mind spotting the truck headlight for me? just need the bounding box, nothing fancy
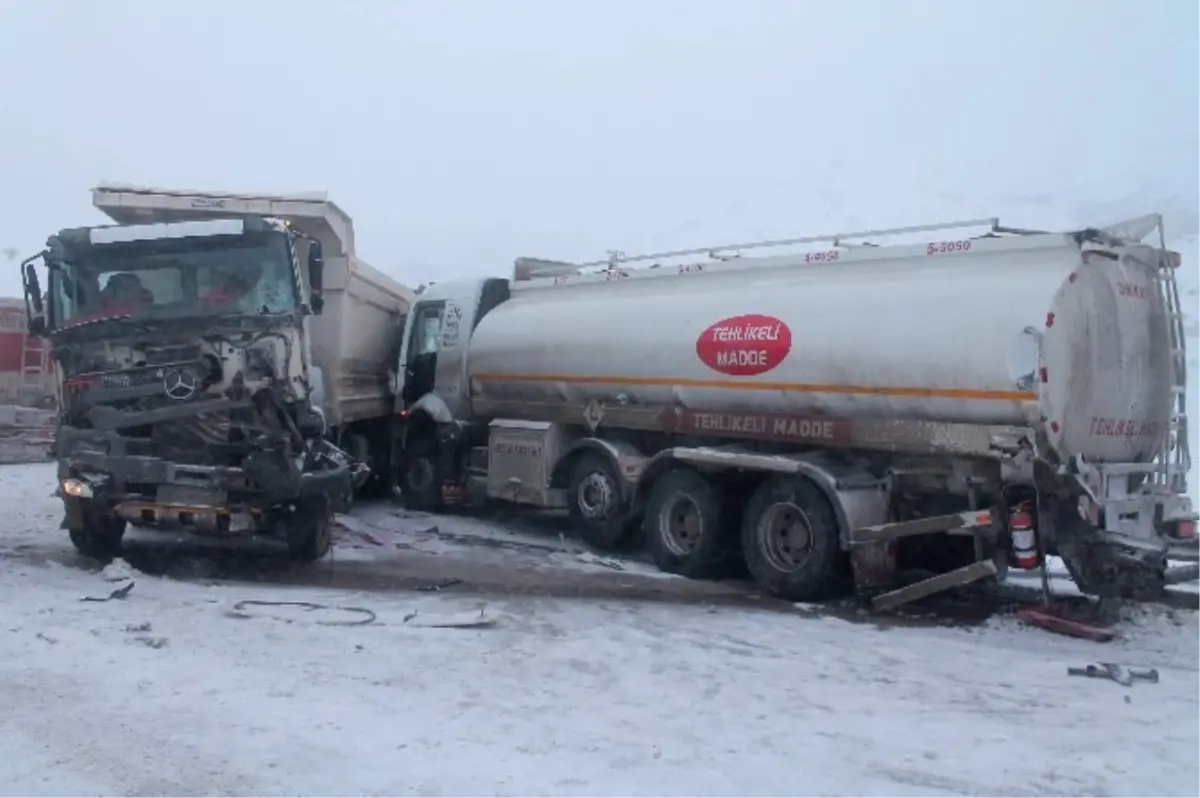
[60,478,93,498]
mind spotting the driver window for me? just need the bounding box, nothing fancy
[416,306,442,355]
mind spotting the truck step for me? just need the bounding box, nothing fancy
[871,560,999,612]
[852,509,994,544]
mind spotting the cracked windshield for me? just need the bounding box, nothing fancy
[52,232,298,326]
[0,1,1195,796]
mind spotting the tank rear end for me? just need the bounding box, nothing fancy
[1039,242,1174,466]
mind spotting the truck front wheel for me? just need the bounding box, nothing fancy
[741,475,843,601]
[401,434,444,512]
[567,452,630,550]
[66,501,127,560]
[644,468,731,578]
[286,497,333,562]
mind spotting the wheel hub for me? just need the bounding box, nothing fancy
[577,472,615,520]
[759,501,813,572]
[660,495,702,556]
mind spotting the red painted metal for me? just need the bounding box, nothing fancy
[1017,605,1116,642]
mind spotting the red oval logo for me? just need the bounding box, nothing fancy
[696,314,792,376]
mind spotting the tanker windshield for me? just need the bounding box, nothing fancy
[49,231,298,329]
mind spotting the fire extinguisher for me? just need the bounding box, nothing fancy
[1009,501,1039,570]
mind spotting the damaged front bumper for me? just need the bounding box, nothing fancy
[54,427,354,533]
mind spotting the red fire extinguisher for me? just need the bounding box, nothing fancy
[1009,501,1039,570]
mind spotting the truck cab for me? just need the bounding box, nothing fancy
[19,184,401,562]
[390,278,511,503]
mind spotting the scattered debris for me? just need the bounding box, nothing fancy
[1016,604,1115,642]
[402,607,497,628]
[228,600,377,627]
[416,577,462,592]
[1067,663,1160,687]
[576,551,625,571]
[81,580,135,603]
[100,558,137,583]
[354,530,387,547]
[133,636,169,649]
[390,508,433,521]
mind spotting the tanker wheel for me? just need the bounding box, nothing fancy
[66,501,127,561]
[644,468,732,579]
[286,497,334,562]
[741,474,843,602]
[402,434,444,512]
[567,452,630,551]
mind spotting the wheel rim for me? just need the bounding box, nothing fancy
[758,501,813,572]
[659,494,702,556]
[577,471,616,520]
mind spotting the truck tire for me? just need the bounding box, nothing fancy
[741,474,842,601]
[67,505,126,561]
[286,498,333,562]
[401,434,444,512]
[643,468,730,579]
[567,452,630,551]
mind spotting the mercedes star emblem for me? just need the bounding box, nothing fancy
[163,367,199,401]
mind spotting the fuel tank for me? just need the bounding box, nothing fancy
[468,226,1176,465]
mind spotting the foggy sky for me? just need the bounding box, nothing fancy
[0,0,1196,296]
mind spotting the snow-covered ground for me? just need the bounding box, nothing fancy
[2,463,1199,797]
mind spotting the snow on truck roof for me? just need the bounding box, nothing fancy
[94,181,331,204]
[91,182,357,257]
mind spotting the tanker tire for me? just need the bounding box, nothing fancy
[567,452,630,551]
[741,475,842,602]
[402,435,444,513]
[286,498,333,562]
[67,504,126,561]
[644,468,730,579]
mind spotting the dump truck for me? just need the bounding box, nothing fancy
[20,184,414,560]
[391,215,1197,605]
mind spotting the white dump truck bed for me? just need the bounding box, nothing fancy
[91,183,415,426]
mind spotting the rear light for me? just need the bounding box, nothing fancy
[1173,519,1196,540]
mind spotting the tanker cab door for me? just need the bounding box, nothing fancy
[400,300,445,408]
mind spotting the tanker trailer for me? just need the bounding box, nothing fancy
[390,215,1196,604]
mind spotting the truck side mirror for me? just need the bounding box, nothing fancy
[307,240,325,315]
[22,260,46,336]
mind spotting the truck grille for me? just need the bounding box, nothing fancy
[144,343,201,366]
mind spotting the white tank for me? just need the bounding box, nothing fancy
[468,220,1178,465]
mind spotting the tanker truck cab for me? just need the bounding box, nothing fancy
[393,218,1195,609]
[392,277,512,507]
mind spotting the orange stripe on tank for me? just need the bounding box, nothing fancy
[471,372,1037,402]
